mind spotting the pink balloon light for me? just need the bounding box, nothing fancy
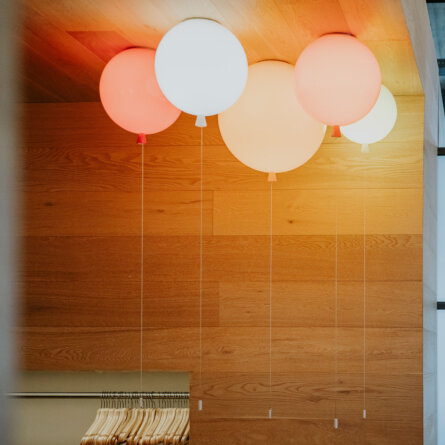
[294,34,381,137]
[99,48,181,143]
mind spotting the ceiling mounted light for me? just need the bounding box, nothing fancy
[218,61,326,178]
[341,85,397,152]
[99,48,181,143]
[294,34,381,137]
[155,18,248,127]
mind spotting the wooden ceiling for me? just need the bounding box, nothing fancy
[21,0,423,103]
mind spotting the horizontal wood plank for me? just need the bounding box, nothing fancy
[19,327,199,371]
[19,326,421,376]
[24,190,213,236]
[189,372,422,421]
[213,188,422,235]
[23,234,422,282]
[272,327,421,375]
[218,280,422,328]
[20,281,219,328]
[190,417,422,445]
[23,142,423,193]
[20,279,422,330]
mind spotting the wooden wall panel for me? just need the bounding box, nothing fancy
[23,234,422,283]
[20,327,200,371]
[24,141,423,193]
[19,96,425,445]
[189,372,422,421]
[25,190,213,236]
[21,280,220,327]
[19,325,422,376]
[189,418,422,445]
[219,281,422,328]
[213,188,422,236]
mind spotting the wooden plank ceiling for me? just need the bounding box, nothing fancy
[21,0,423,103]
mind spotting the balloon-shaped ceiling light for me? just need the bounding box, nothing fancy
[155,18,248,127]
[294,34,381,137]
[341,85,397,153]
[218,61,326,180]
[100,48,181,143]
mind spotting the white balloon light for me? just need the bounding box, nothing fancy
[155,18,248,127]
[218,61,326,179]
[341,85,397,153]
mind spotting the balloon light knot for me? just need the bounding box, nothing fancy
[331,126,341,137]
[195,115,207,128]
[268,172,277,182]
[137,134,147,144]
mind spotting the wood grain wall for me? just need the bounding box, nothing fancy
[19,98,424,444]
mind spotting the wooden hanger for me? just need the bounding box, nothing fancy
[142,408,162,445]
[94,407,114,445]
[92,408,111,445]
[172,409,187,445]
[143,408,164,445]
[117,407,137,444]
[179,409,190,445]
[83,395,190,445]
[156,407,176,444]
[126,407,146,445]
[177,407,189,445]
[148,407,169,445]
[133,407,154,445]
[93,407,112,445]
[95,394,117,445]
[107,407,128,445]
[81,407,106,445]
[98,407,120,445]
[99,394,126,445]
[165,408,183,444]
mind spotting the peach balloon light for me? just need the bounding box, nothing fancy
[100,48,181,143]
[294,34,381,137]
[218,61,326,179]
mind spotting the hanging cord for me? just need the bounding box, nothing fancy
[268,180,273,419]
[198,126,203,411]
[363,166,367,420]
[139,143,145,403]
[334,200,338,429]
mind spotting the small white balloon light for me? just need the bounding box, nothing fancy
[341,85,397,153]
[218,61,326,180]
[155,18,248,127]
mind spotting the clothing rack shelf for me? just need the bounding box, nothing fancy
[6,392,189,399]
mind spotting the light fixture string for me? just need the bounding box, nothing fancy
[199,126,203,396]
[334,201,338,422]
[269,180,273,418]
[363,168,367,418]
[139,142,145,397]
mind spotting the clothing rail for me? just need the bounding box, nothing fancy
[6,391,189,399]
